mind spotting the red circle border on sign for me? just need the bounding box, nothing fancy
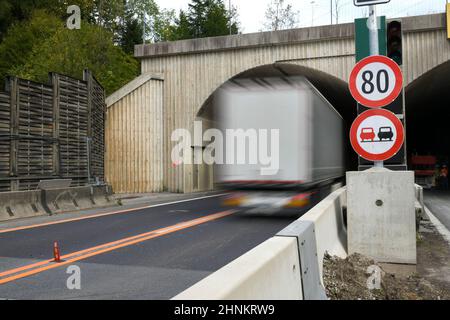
[350,109,405,162]
[349,55,403,108]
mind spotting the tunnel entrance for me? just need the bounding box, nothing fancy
[193,61,450,192]
[193,63,358,193]
[406,61,450,171]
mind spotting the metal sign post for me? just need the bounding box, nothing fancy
[368,5,382,168]
[354,1,390,169]
[368,5,379,56]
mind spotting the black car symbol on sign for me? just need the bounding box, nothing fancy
[378,127,394,141]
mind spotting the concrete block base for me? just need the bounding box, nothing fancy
[347,168,416,264]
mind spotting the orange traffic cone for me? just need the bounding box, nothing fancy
[53,241,61,262]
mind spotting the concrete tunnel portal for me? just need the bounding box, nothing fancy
[196,63,358,173]
[197,61,450,176]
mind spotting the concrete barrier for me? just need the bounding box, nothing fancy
[414,184,427,219]
[300,187,348,282]
[173,187,348,300]
[0,190,46,221]
[174,237,302,300]
[0,185,115,222]
[42,186,94,213]
[42,185,114,214]
[91,185,114,206]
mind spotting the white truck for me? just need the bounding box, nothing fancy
[214,76,345,213]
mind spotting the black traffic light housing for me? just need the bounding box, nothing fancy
[387,20,402,66]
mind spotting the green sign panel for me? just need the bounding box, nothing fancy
[355,16,387,62]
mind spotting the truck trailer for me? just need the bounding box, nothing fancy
[214,76,346,213]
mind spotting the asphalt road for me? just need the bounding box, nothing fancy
[424,190,450,231]
[0,194,299,300]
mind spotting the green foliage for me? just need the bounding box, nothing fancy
[119,5,143,54]
[168,10,192,41]
[124,0,176,44]
[0,0,241,95]
[0,0,62,41]
[152,9,177,42]
[11,19,138,95]
[0,10,62,85]
[168,0,238,41]
[0,0,13,41]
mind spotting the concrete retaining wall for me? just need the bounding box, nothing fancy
[0,185,114,222]
[173,187,348,300]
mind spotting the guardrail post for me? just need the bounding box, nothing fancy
[8,77,19,191]
[278,220,327,300]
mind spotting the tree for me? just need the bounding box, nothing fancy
[333,0,344,24]
[1,10,138,95]
[119,5,143,54]
[124,0,176,43]
[201,0,238,37]
[0,0,62,41]
[167,10,192,41]
[0,10,62,84]
[168,0,238,40]
[152,8,177,42]
[263,0,299,31]
[0,0,127,43]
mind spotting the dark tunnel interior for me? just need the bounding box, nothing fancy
[406,60,450,166]
[228,63,359,171]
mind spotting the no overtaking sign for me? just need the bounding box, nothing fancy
[350,109,404,162]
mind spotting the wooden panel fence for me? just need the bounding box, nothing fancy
[0,70,106,192]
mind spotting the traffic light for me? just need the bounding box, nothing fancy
[387,20,402,66]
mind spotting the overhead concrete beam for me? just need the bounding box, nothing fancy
[135,14,445,59]
[135,23,355,58]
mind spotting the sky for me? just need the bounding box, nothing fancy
[155,0,448,33]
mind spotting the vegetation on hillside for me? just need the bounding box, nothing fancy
[0,0,239,94]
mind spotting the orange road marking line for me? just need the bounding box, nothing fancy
[0,210,235,285]
[0,194,227,234]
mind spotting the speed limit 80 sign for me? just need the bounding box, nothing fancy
[349,55,403,108]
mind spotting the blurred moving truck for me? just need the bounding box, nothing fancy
[214,76,346,213]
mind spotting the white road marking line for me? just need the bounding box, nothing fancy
[141,193,228,209]
[0,193,229,234]
[424,206,450,246]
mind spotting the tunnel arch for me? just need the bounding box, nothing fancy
[405,59,450,166]
[196,63,355,123]
[190,63,358,192]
